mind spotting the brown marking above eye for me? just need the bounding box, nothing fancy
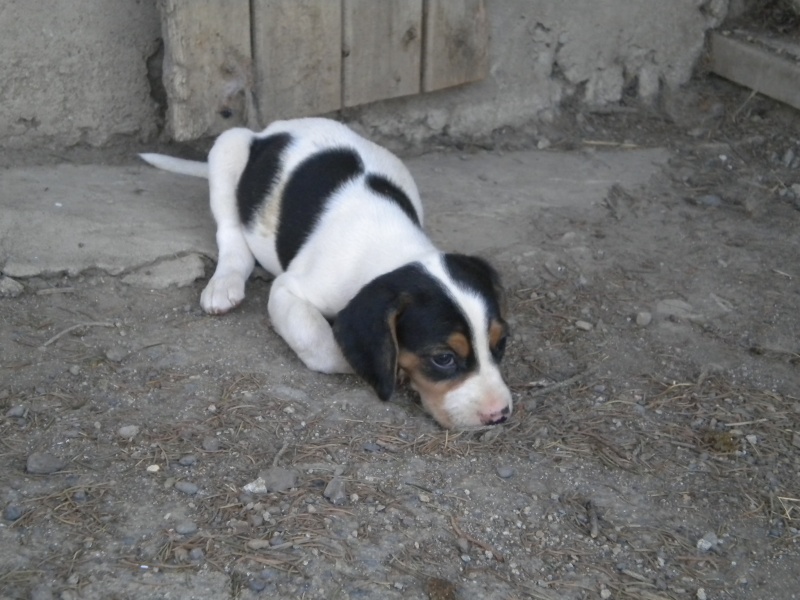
[447,332,472,359]
[489,319,507,349]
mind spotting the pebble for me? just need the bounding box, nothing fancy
[175,520,198,535]
[3,504,24,521]
[105,347,128,363]
[324,477,347,506]
[575,320,593,331]
[248,578,267,592]
[697,588,707,600]
[695,194,722,207]
[178,454,197,466]
[261,467,298,493]
[117,425,140,440]
[635,311,652,327]
[696,532,718,552]
[0,276,24,298]
[174,481,199,495]
[6,405,26,418]
[496,466,516,479]
[202,436,220,452]
[26,452,66,474]
[456,537,470,554]
[362,442,382,452]
[189,547,205,561]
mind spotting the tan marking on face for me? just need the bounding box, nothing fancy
[398,350,469,429]
[447,332,471,359]
[489,319,507,351]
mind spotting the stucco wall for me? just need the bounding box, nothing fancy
[0,0,729,151]
[0,0,161,150]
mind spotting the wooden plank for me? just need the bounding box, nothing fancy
[709,32,800,112]
[252,0,342,123]
[343,0,422,107]
[423,0,489,92]
[158,0,254,141]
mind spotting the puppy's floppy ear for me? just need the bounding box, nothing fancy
[444,253,507,315]
[333,276,410,401]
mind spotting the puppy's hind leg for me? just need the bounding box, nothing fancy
[201,128,256,314]
[268,274,353,374]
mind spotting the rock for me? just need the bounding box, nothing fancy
[696,532,718,552]
[179,454,197,466]
[246,539,272,550]
[0,276,24,298]
[5,405,26,418]
[175,520,198,535]
[121,253,205,289]
[362,442,382,452]
[261,467,298,493]
[26,452,66,474]
[695,194,722,207]
[189,547,205,561]
[3,504,24,521]
[202,436,220,452]
[496,466,516,479]
[575,320,593,331]
[117,425,140,439]
[174,481,199,495]
[656,299,704,323]
[105,347,128,363]
[324,477,347,506]
[697,588,707,600]
[243,467,298,495]
[635,311,652,327]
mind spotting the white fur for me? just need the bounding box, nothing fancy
[140,118,511,427]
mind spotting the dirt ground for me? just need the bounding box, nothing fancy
[1,72,799,600]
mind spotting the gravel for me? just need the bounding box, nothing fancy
[26,452,66,475]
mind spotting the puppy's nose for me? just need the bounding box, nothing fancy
[481,404,510,425]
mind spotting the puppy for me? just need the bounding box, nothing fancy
[140,118,512,428]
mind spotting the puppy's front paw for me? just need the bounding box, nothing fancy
[201,274,246,314]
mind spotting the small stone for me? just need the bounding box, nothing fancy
[696,194,722,207]
[202,436,220,452]
[600,588,612,600]
[745,434,757,445]
[175,521,198,535]
[418,493,431,503]
[174,481,199,495]
[697,588,707,600]
[69,365,81,376]
[246,539,272,550]
[260,467,298,493]
[5,405,26,418]
[105,347,128,363]
[189,547,205,561]
[248,578,267,593]
[496,466,516,479]
[575,320,593,331]
[3,504,24,521]
[456,537,470,554]
[362,442,382,452]
[26,452,66,474]
[146,464,160,473]
[323,477,347,506]
[635,311,652,327]
[696,532,718,552]
[783,147,796,168]
[0,276,24,298]
[117,425,140,439]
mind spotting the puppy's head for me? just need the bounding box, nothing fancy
[333,254,511,429]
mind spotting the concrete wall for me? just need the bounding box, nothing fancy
[0,0,730,152]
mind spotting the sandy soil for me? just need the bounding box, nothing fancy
[1,75,799,600]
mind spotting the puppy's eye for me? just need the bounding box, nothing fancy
[430,352,457,372]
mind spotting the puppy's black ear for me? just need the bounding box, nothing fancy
[333,275,410,401]
[444,253,506,315]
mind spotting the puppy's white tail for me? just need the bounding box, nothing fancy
[139,153,209,179]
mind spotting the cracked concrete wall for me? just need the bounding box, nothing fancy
[0,0,161,150]
[0,0,728,151]
[353,0,730,144]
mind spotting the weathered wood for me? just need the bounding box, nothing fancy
[252,0,342,123]
[423,0,489,92]
[342,0,422,107]
[159,0,254,141]
[709,32,800,112]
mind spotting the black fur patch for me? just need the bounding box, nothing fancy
[365,173,420,226]
[443,254,503,318]
[276,148,364,269]
[334,264,476,399]
[236,133,293,227]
